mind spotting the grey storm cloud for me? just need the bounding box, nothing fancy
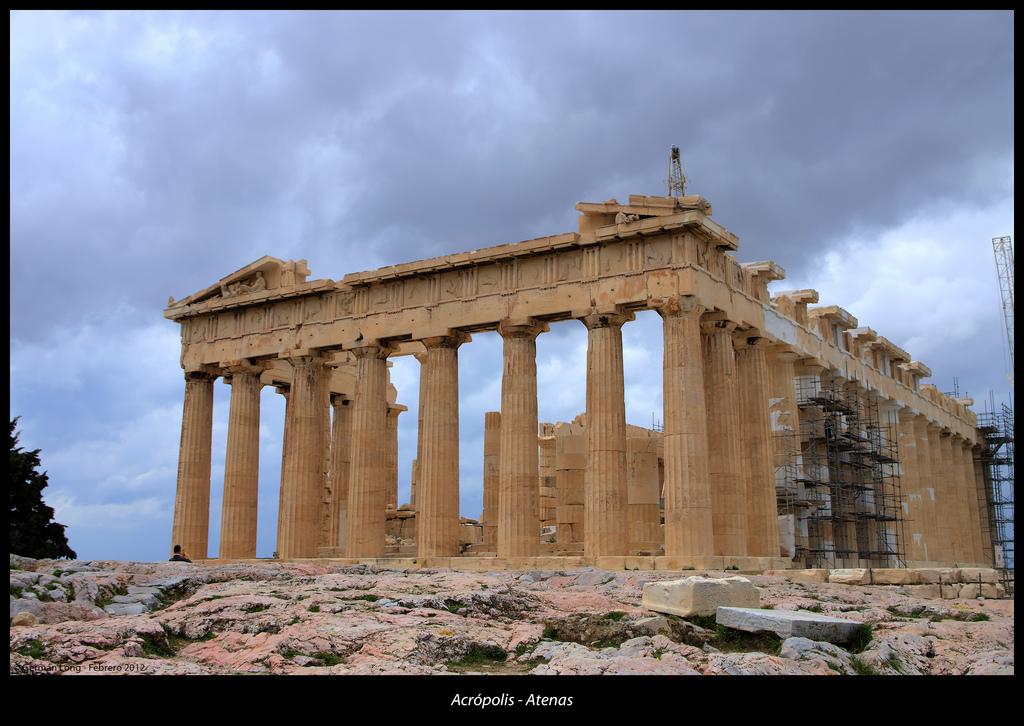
[10,10,1013,560]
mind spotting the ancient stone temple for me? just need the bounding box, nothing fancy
[165,192,990,571]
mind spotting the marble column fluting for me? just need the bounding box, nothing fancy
[497,320,545,559]
[278,354,329,559]
[346,344,391,558]
[657,296,713,559]
[734,336,780,558]
[329,396,352,551]
[972,453,994,565]
[219,368,262,560]
[767,348,804,557]
[702,316,748,557]
[172,371,216,560]
[482,412,501,548]
[580,312,630,559]
[417,334,466,558]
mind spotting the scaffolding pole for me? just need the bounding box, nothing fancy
[976,402,1015,596]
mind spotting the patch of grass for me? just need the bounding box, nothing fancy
[652,648,665,660]
[443,598,466,613]
[139,632,177,658]
[66,582,76,601]
[51,569,65,578]
[242,603,270,613]
[846,623,873,654]
[10,585,24,598]
[308,604,320,613]
[45,582,59,591]
[827,660,844,674]
[711,625,783,655]
[604,611,628,622]
[886,653,904,674]
[541,624,559,640]
[850,655,878,675]
[288,616,300,626]
[682,614,718,631]
[805,604,824,613]
[514,642,535,657]
[95,583,129,609]
[350,594,380,602]
[16,639,45,659]
[312,651,345,666]
[446,643,507,669]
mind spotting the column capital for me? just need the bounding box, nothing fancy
[700,313,738,335]
[652,294,704,319]
[349,343,394,360]
[497,318,548,339]
[387,403,408,417]
[219,358,268,379]
[578,310,634,330]
[330,393,352,407]
[764,343,801,362]
[420,331,471,349]
[732,331,769,350]
[183,364,220,382]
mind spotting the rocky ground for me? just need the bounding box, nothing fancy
[9,555,1013,676]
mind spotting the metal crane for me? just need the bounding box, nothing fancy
[993,235,1014,381]
[668,146,686,197]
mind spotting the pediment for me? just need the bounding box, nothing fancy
[169,256,311,308]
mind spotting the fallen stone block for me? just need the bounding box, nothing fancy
[716,607,864,643]
[642,576,759,617]
[828,568,870,585]
[955,568,999,584]
[10,611,38,627]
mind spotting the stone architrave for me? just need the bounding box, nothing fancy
[328,395,353,550]
[482,412,501,548]
[417,333,467,558]
[171,371,216,560]
[656,296,713,559]
[734,335,780,557]
[219,364,263,560]
[497,320,546,558]
[702,315,748,557]
[580,311,631,558]
[277,352,330,559]
[346,344,391,558]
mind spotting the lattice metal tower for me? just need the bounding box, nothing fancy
[668,146,686,197]
[993,235,1014,373]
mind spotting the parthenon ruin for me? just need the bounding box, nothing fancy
[165,191,994,572]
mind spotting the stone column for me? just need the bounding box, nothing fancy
[412,352,428,510]
[482,412,501,548]
[219,365,263,560]
[972,451,994,565]
[417,333,466,559]
[767,348,804,560]
[346,344,391,558]
[275,384,291,554]
[385,405,403,512]
[497,320,546,559]
[171,371,216,560]
[913,417,939,563]
[702,315,748,557]
[328,395,352,551]
[734,335,779,558]
[278,352,329,559]
[896,409,925,563]
[936,431,960,563]
[580,311,631,559]
[955,439,984,565]
[656,296,713,559]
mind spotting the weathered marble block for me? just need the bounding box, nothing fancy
[641,575,759,617]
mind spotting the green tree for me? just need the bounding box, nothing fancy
[9,418,76,559]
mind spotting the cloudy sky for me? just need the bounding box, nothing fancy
[10,10,1013,561]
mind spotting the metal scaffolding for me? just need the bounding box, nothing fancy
[976,402,1014,596]
[794,375,907,569]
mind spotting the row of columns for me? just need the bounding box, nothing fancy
[173,294,988,566]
